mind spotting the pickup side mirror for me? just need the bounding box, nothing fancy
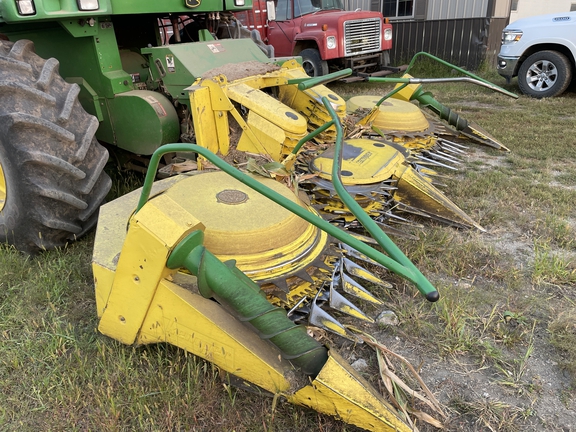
[267,0,276,21]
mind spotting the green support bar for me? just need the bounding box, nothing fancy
[286,68,353,90]
[365,52,517,106]
[320,97,439,301]
[167,231,329,377]
[136,141,439,301]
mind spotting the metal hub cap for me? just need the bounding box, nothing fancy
[526,60,557,92]
[302,60,315,77]
[216,189,248,205]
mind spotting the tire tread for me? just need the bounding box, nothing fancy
[0,39,111,253]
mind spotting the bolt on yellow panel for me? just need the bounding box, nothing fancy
[97,193,204,345]
[189,85,221,154]
[92,176,186,315]
[226,82,307,135]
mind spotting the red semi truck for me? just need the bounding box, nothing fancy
[236,0,393,76]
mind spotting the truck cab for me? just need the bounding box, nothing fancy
[240,0,392,76]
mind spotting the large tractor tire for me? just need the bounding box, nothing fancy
[0,39,111,254]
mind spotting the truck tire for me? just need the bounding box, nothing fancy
[517,50,572,98]
[300,48,329,77]
[0,39,111,254]
[379,50,391,68]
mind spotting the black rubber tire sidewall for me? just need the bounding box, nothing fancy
[300,48,329,77]
[378,50,391,68]
[517,50,572,98]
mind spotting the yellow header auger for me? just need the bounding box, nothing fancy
[93,60,516,430]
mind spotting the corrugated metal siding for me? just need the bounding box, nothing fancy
[427,0,490,20]
[485,17,509,62]
[343,0,375,11]
[391,17,509,69]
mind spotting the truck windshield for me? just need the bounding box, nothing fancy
[293,0,344,18]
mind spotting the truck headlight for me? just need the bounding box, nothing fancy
[16,0,36,15]
[235,0,245,5]
[77,0,99,10]
[327,36,337,49]
[502,30,522,44]
[384,28,392,41]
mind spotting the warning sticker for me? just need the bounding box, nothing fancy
[207,43,225,54]
[144,95,167,117]
[166,54,175,73]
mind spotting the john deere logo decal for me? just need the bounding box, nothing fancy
[186,0,201,7]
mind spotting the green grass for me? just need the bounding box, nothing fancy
[2,69,576,431]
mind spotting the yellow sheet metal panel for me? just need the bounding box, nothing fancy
[204,79,233,155]
[189,84,221,154]
[93,264,116,318]
[92,176,186,314]
[391,74,421,102]
[290,351,410,432]
[346,95,429,132]
[237,110,287,160]
[97,193,203,345]
[138,280,293,394]
[226,82,307,135]
[92,176,186,267]
[133,193,205,248]
[162,171,309,256]
[311,139,403,185]
[97,221,176,344]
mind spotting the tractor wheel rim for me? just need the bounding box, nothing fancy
[0,159,6,212]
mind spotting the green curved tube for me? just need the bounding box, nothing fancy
[167,231,329,377]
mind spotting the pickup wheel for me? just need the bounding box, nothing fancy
[300,48,329,77]
[517,50,572,98]
[0,39,111,254]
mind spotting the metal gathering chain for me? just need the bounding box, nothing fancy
[343,18,382,56]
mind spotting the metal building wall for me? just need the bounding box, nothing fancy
[388,0,511,70]
[342,0,375,11]
[426,0,490,20]
[342,0,512,69]
[391,16,509,69]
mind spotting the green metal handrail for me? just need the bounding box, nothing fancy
[135,141,438,300]
[285,68,353,90]
[364,52,517,108]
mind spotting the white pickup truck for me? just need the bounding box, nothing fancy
[497,11,576,98]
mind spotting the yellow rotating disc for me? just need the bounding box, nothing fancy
[347,95,429,132]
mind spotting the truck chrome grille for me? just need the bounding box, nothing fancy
[343,18,382,56]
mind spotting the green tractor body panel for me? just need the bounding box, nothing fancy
[142,39,272,103]
[0,0,250,22]
[0,0,255,154]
